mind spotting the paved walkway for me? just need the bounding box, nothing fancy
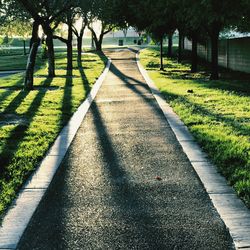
[18,49,233,249]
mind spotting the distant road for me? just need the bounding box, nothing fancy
[0,70,24,78]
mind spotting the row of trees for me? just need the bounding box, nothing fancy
[125,0,250,80]
[1,0,250,88]
[0,0,126,90]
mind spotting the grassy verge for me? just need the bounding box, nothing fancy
[0,48,69,71]
[140,47,250,207]
[0,54,31,71]
[0,51,107,215]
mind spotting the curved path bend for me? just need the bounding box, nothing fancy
[18,49,233,250]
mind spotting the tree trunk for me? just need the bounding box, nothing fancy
[24,20,40,90]
[46,32,55,77]
[24,40,40,90]
[167,34,173,57]
[95,33,103,52]
[90,27,104,52]
[95,40,102,51]
[181,36,185,50]
[210,28,220,80]
[91,34,95,49]
[191,35,198,73]
[178,31,183,63]
[74,23,86,63]
[30,20,39,50]
[23,40,26,55]
[67,17,73,75]
[77,35,83,62]
[160,37,164,70]
[43,24,56,77]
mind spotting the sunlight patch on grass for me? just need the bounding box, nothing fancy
[140,48,250,207]
[0,51,107,215]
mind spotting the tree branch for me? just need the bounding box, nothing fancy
[88,25,98,41]
[17,0,42,22]
[103,27,114,35]
[53,35,67,44]
[72,25,79,37]
[49,2,72,23]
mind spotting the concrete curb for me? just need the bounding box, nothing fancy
[136,52,250,250]
[0,59,111,250]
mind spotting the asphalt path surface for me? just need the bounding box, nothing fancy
[18,49,234,250]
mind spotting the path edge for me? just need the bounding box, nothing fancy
[0,58,111,250]
[136,51,250,250]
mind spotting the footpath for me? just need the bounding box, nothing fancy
[17,49,233,249]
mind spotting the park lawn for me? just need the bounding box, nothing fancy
[0,54,30,71]
[140,48,250,207]
[0,48,68,71]
[0,51,107,215]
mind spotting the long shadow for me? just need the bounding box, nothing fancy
[147,48,250,95]
[78,60,91,94]
[2,90,30,114]
[0,75,55,116]
[159,70,250,95]
[61,70,73,125]
[111,50,249,141]
[0,77,52,178]
[0,90,16,109]
[108,61,168,120]
[0,90,12,102]
[89,101,168,248]
[0,77,28,110]
[158,90,249,179]
[0,57,51,115]
[160,89,250,137]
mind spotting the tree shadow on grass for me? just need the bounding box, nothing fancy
[0,77,28,109]
[60,70,73,125]
[162,69,250,95]
[108,49,249,138]
[78,60,91,95]
[0,77,53,178]
[159,89,249,175]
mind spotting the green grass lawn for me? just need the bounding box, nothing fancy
[0,48,69,71]
[0,54,31,71]
[0,51,107,215]
[140,47,250,207]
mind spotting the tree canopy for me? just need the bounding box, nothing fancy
[1,0,250,88]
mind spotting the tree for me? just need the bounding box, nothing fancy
[127,0,176,69]
[3,20,32,55]
[197,0,243,80]
[17,0,72,77]
[53,8,76,75]
[176,0,206,72]
[236,0,250,33]
[87,0,125,51]
[0,0,9,26]
[72,10,88,62]
[1,0,39,90]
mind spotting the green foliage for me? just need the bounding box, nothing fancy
[140,48,250,207]
[40,43,48,59]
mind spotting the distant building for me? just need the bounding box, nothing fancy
[105,28,140,38]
